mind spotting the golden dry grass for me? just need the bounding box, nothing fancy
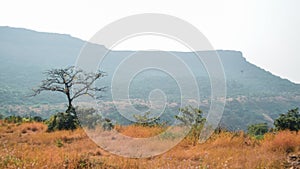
[0,121,299,169]
[115,125,165,138]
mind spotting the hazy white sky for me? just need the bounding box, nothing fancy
[0,0,299,83]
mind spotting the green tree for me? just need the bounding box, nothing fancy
[175,106,206,145]
[175,106,205,126]
[247,123,269,138]
[274,108,300,132]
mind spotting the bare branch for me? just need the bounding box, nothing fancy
[31,66,106,107]
[72,86,107,100]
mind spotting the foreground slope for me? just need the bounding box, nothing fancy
[0,122,299,168]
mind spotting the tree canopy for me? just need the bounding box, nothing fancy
[274,108,300,132]
[247,123,269,137]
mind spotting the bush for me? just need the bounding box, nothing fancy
[4,115,23,123]
[274,108,300,132]
[76,107,102,129]
[46,107,79,132]
[3,115,43,123]
[76,107,114,130]
[247,123,269,138]
[133,111,161,127]
[102,118,114,130]
[55,139,64,148]
[32,116,43,122]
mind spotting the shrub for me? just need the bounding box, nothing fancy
[102,118,114,130]
[4,115,23,123]
[133,111,161,127]
[4,115,44,124]
[75,155,95,169]
[274,108,300,132]
[76,107,102,129]
[46,107,79,132]
[247,123,269,138]
[22,117,32,123]
[76,107,114,130]
[55,139,64,148]
[32,116,43,122]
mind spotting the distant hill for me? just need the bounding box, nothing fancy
[0,26,299,130]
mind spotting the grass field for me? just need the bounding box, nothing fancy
[0,121,299,168]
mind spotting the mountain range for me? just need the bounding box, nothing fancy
[0,26,299,130]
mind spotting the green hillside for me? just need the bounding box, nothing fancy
[0,26,299,130]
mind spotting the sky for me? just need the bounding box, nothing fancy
[0,0,299,83]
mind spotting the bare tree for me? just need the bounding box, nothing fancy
[32,66,106,112]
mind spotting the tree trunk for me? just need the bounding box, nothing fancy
[65,89,73,113]
[63,82,72,112]
[67,98,72,112]
[67,98,72,111]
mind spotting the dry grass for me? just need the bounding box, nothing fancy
[262,130,300,153]
[115,125,166,138]
[0,121,299,168]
